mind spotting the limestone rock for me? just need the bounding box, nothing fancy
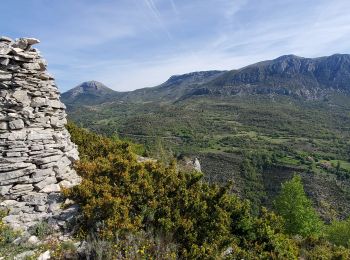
[27,235,40,245]
[0,36,80,232]
[9,119,25,129]
[38,250,51,260]
[14,250,35,260]
[34,176,57,190]
[22,193,48,206]
[41,183,61,193]
[13,90,31,106]
[0,36,13,42]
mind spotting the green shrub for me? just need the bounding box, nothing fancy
[0,210,20,245]
[29,221,53,240]
[325,217,350,247]
[274,175,324,237]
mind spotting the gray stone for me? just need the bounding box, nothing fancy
[50,117,66,128]
[11,47,24,54]
[34,176,57,190]
[0,200,23,207]
[27,129,53,140]
[25,38,40,45]
[47,99,62,108]
[0,57,9,66]
[12,90,30,106]
[31,168,54,182]
[0,164,36,182]
[31,97,47,107]
[0,122,7,130]
[35,205,48,212]
[0,42,11,55]
[9,119,25,129]
[10,184,34,194]
[48,202,61,213]
[41,183,61,193]
[0,162,33,173]
[22,62,41,70]
[6,151,22,157]
[0,184,12,195]
[27,235,40,245]
[7,130,27,140]
[34,154,62,165]
[0,71,11,80]
[12,38,28,50]
[38,250,50,260]
[14,250,35,260]
[22,193,48,205]
[0,36,13,42]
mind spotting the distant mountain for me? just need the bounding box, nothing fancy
[204,54,350,100]
[61,81,119,105]
[62,54,350,105]
[119,54,350,102]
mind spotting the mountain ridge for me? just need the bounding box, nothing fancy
[62,54,350,105]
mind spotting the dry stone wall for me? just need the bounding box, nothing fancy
[0,37,80,231]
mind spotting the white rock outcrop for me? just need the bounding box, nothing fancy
[0,36,80,231]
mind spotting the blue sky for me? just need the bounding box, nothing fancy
[1,0,350,92]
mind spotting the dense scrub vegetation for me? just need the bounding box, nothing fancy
[61,123,350,259]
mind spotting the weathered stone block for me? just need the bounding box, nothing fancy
[9,119,25,129]
[34,176,57,190]
[22,192,48,206]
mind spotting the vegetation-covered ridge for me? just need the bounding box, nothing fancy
[60,123,349,259]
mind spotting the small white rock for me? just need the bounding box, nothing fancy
[38,250,50,260]
[27,235,40,245]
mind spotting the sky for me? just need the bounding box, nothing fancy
[1,0,350,92]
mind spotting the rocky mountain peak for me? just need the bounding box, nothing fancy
[61,80,117,105]
[71,80,114,95]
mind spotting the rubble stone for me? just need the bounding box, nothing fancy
[0,36,80,231]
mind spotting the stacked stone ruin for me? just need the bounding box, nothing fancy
[0,36,81,231]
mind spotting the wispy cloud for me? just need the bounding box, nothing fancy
[143,0,172,39]
[169,0,178,15]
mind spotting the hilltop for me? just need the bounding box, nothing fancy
[61,80,119,105]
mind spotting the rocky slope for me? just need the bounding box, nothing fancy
[205,54,350,100]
